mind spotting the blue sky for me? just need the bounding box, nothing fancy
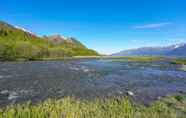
[1,0,186,54]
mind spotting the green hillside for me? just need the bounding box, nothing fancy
[0,21,98,61]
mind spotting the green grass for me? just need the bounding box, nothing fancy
[0,95,186,118]
[110,56,163,63]
[170,59,186,65]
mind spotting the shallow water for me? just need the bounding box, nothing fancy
[0,59,186,106]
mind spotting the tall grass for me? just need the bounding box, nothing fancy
[0,96,185,118]
[109,56,162,63]
[170,59,186,65]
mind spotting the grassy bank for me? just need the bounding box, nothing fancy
[170,59,186,65]
[34,56,163,62]
[0,56,163,62]
[109,56,163,63]
[0,95,186,118]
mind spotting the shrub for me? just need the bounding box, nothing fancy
[14,41,33,59]
[0,41,16,61]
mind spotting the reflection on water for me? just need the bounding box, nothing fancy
[0,59,186,106]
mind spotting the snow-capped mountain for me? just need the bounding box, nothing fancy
[112,43,186,57]
[172,43,185,49]
[167,44,186,56]
[14,26,36,36]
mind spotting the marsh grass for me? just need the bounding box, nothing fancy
[0,96,186,118]
[110,56,162,63]
[170,59,186,65]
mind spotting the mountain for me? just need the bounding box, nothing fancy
[44,35,66,44]
[0,21,98,60]
[0,21,41,40]
[14,25,36,36]
[168,44,186,56]
[45,35,86,48]
[112,43,186,57]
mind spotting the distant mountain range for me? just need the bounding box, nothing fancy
[112,43,186,57]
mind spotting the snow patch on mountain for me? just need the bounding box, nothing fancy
[173,43,185,49]
[14,26,35,35]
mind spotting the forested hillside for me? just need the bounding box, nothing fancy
[0,21,98,61]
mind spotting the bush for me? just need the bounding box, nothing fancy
[0,41,16,61]
[48,47,73,58]
[14,41,33,59]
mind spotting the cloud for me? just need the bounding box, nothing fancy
[166,38,186,44]
[133,22,172,29]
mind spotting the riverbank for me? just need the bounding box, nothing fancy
[0,55,169,61]
[7,56,186,65]
[0,94,186,118]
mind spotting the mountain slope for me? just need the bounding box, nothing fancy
[112,43,186,56]
[0,21,98,60]
[0,21,42,41]
[45,35,86,48]
[168,44,186,56]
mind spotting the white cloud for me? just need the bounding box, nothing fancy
[133,22,172,29]
[166,38,186,44]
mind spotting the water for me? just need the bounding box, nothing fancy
[0,59,186,106]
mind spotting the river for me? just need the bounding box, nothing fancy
[0,58,186,106]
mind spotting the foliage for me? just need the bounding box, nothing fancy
[0,95,186,118]
[110,56,162,63]
[0,21,98,61]
[170,59,186,65]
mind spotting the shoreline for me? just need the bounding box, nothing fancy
[0,56,185,65]
[0,94,186,118]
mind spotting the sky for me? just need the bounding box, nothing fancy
[1,0,186,54]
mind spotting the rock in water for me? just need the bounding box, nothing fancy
[0,90,9,95]
[181,65,186,71]
[127,91,134,96]
[8,92,19,100]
